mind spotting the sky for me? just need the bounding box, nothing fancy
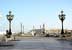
[0,0,72,33]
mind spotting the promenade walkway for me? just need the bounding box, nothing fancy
[0,37,72,50]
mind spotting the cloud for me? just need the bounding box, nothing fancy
[0,11,3,18]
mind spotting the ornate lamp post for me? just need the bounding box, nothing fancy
[6,11,14,38]
[58,10,65,37]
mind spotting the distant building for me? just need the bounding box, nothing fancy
[30,24,46,37]
[29,24,72,37]
[30,29,46,37]
[48,29,61,34]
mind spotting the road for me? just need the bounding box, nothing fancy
[0,37,72,50]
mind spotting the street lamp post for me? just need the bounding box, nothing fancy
[6,11,14,38]
[58,10,65,37]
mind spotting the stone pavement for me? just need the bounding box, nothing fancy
[0,37,72,50]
